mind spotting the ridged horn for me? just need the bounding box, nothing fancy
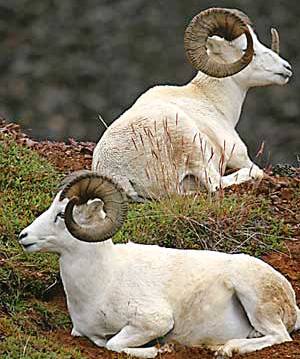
[59,171,128,242]
[271,27,280,54]
[184,8,254,78]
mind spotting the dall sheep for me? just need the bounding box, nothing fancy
[19,172,300,358]
[92,8,292,200]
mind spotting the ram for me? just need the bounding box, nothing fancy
[19,172,300,358]
[93,8,292,200]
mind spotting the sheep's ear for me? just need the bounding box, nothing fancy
[86,199,104,213]
[206,36,224,55]
[73,199,105,224]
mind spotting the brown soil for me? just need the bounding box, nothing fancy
[1,119,300,358]
[0,119,95,172]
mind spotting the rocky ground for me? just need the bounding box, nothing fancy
[1,119,299,358]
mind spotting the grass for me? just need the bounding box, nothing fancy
[0,315,83,358]
[0,135,77,357]
[0,133,296,358]
[115,190,291,256]
[0,134,62,304]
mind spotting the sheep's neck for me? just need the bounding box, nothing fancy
[59,239,115,307]
[190,72,248,128]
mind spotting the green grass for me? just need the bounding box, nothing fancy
[0,314,82,359]
[0,133,295,358]
[0,135,76,357]
[0,135,62,306]
[114,191,290,256]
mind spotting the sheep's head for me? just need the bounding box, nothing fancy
[19,171,128,252]
[185,8,292,86]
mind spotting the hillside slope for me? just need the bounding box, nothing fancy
[0,120,299,359]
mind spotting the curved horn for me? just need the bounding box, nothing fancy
[60,171,128,242]
[271,27,280,54]
[184,8,254,78]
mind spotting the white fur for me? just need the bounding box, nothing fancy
[19,193,300,358]
[92,27,292,199]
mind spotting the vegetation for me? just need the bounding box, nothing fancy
[0,135,72,357]
[115,192,290,256]
[0,134,297,357]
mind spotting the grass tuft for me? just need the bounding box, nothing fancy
[115,192,290,256]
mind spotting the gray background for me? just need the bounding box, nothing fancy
[0,0,299,164]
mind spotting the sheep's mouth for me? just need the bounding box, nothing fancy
[275,72,292,79]
[22,243,36,250]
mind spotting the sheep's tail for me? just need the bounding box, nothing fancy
[295,307,300,331]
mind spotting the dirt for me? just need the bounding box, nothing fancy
[0,119,95,172]
[1,118,300,358]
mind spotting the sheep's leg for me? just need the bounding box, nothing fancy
[220,167,263,188]
[179,171,220,193]
[123,347,158,358]
[106,321,173,359]
[296,307,300,330]
[220,146,264,188]
[106,325,159,358]
[71,327,82,337]
[215,300,292,357]
[181,166,263,192]
[216,328,291,357]
[179,131,263,192]
[223,133,264,186]
[71,327,107,347]
[196,149,263,191]
[216,278,295,357]
[91,336,107,347]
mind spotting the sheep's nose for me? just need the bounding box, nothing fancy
[284,63,292,72]
[19,232,28,241]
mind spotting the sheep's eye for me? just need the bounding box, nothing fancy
[54,212,65,223]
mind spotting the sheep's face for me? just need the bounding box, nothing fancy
[19,192,106,253]
[207,26,292,87]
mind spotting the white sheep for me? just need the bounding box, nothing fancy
[19,172,300,358]
[92,8,292,200]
